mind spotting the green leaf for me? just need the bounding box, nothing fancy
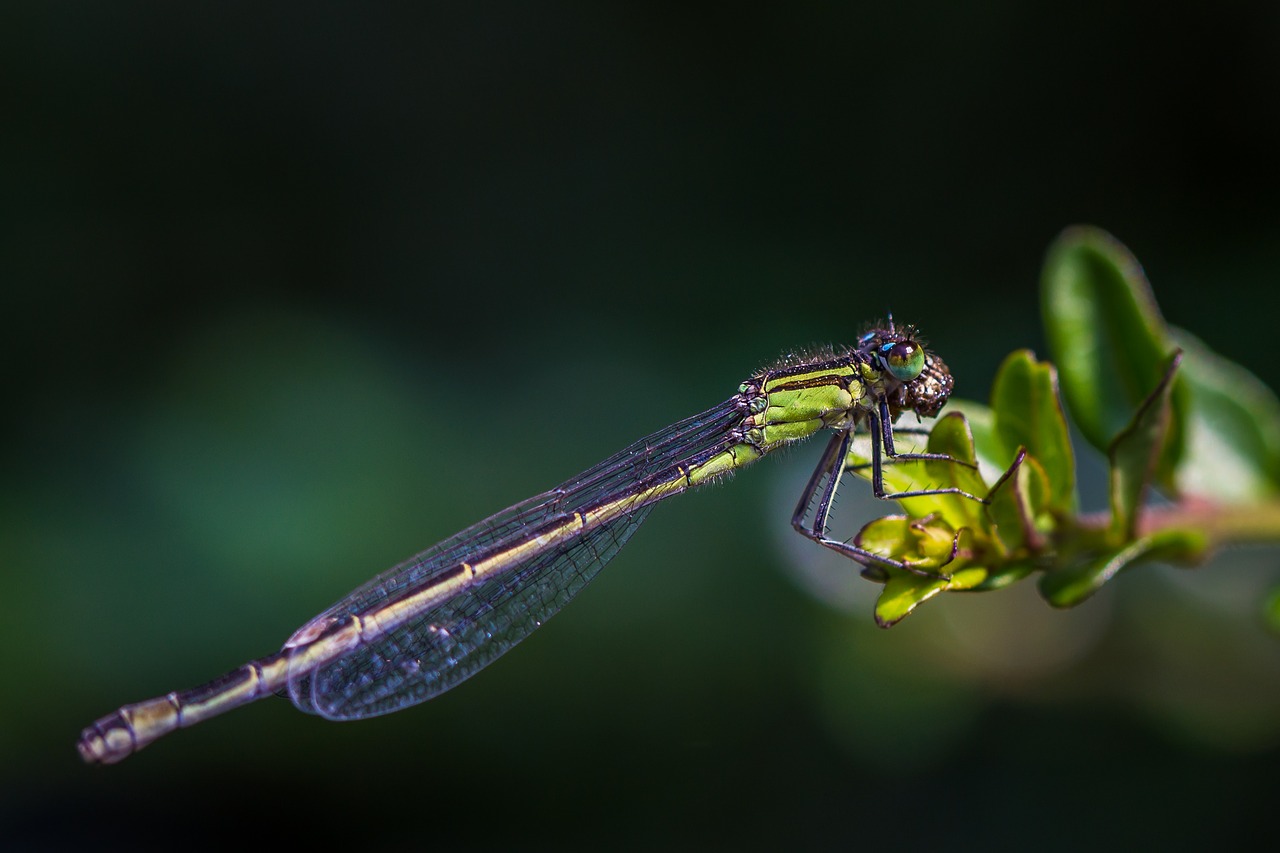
[855,518,988,626]
[902,412,988,530]
[844,412,987,527]
[873,562,990,627]
[989,350,1075,513]
[968,561,1037,591]
[1038,527,1209,607]
[941,399,1007,485]
[926,411,979,469]
[856,515,913,558]
[843,440,933,517]
[1108,350,1182,541]
[873,572,951,627]
[1040,226,1187,483]
[985,449,1051,555]
[1171,328,1280,501]
[854,515,962,571]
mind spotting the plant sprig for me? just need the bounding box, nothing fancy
[855,227,1280,627]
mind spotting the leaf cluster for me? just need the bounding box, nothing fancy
[855,227,1280,627]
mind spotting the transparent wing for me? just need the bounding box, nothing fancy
[282,397,746,718]
[288,505,651,719]
[286,398,744,634]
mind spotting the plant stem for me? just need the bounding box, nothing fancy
[1078,498,1280,549]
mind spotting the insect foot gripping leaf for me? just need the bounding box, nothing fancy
[847,228,1280,630]
[851,351,1077,626]
[858,514,988,627]
[839,410,991,625]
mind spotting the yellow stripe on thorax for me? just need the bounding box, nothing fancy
[749,364,867,450]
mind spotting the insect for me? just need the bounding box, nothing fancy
[78,319,979,764]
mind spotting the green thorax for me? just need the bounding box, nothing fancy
[736,351,887,451]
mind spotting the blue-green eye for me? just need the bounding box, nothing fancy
[881,341,925,381]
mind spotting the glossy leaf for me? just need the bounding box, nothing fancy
[941,399,1007,486]
[856,515,914,558]
[844,412,986,527]
[873,553,989,628]
[912,412,988,530]
[985,449,1051,555]
[989,350,1075,514]
[1040,226,1187,484]
[855,517,987,626]
[1172,329,1280,501]
[873,565,990,627]
[855,515,959,569]
[968,561,1037,592]
[1108,350,1182,541]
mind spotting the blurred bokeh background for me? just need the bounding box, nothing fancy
[4,3,1279,849]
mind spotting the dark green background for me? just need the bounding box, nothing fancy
[4,3,1279,849]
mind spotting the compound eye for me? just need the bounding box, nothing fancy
[882,341,925,382]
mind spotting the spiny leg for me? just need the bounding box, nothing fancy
[861,400,986,504]
[791,430,846,538]
[790,429,944,578]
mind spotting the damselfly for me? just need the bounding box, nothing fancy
[78,319,980,764]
